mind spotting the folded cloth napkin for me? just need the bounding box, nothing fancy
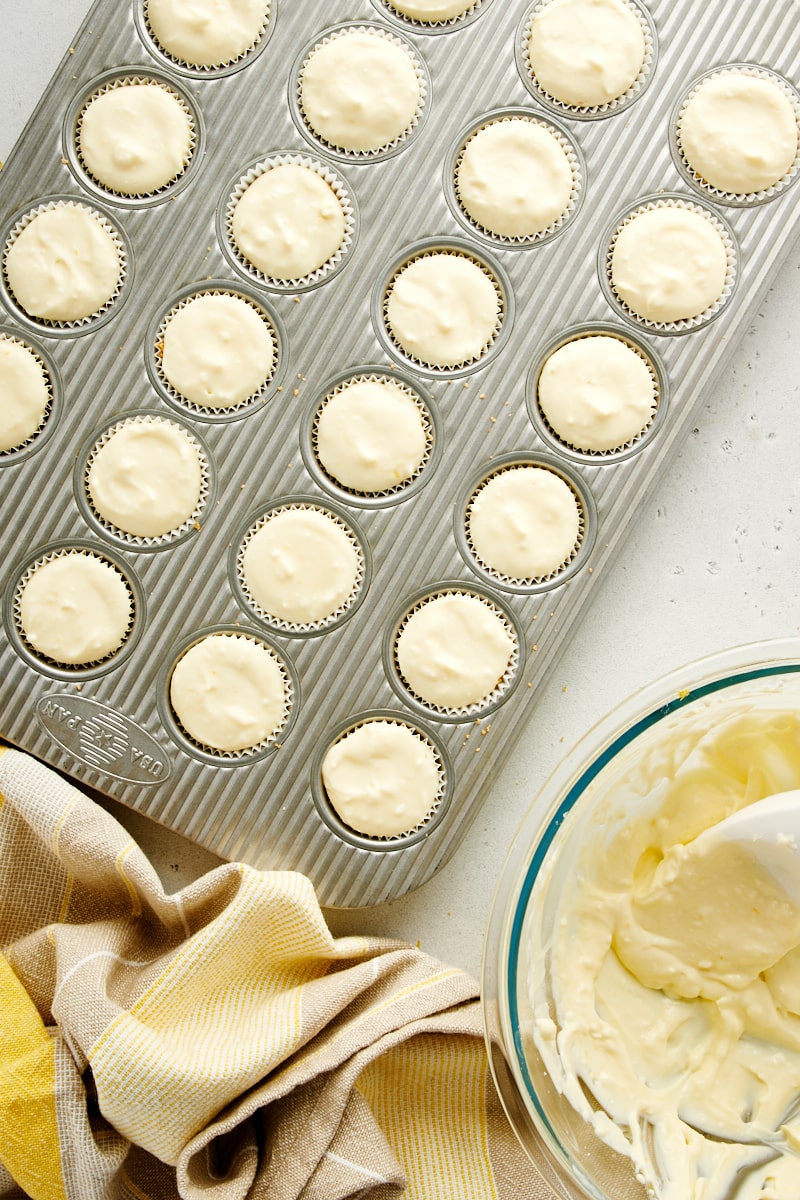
[0,746,558,1200]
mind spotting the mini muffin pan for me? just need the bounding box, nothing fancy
[0,0,798,905]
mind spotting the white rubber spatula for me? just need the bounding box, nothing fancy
[691,788,800,906]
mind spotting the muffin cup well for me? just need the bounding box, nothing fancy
[445,107,585,249]
[289,22,430,163]
[145,279,287,421]
[300,364,442,509]
[157,624,298,765]
[670,63,800,208]
[0,195,131,336]
[456,452,596,594]
[384,581,524,722]
[75,411,214,551]
[526,322,668,464]
[135,0,274,78]
[0,327,62,465]
[311,710,454,850]
[5,540,144,681]
[373,237,514,378]
[64,67,203,207]
[218,151,358,292]
[598,192,738,335]
[516,0,656,120]
[230,497,371,637]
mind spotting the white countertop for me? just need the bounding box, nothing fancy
[3,1,799,983]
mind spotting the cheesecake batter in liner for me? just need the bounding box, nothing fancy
[76,412,213,549]
[65,68,202,205]
[447,108,585,249]
[670,63,800,209]
[457,454,595,593]
[7,543,141,679]
[0,329,61,464]
[0,196,130,335]
[516,0,656,121]
[159,625,297,764]
[302,367,439,507]
[135,0,274,78]
[146,281,285,420]
[290,22,430,162]
[311,710,452,850]
[219,152,358,292]
[385,582,523,721]
[526,323,668,464]
[375,239,512,377]
[372,0,492,35]
[232,499,370,636]
[599,192,739,335]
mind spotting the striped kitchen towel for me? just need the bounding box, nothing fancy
[0,746,558,1200]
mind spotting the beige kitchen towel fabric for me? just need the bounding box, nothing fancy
[0,746,557,1200]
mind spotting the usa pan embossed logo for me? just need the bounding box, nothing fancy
[36,695,171,784]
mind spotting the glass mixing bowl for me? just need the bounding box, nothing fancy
[482,638,800,1200]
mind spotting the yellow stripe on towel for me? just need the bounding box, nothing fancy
[356,1033,497,1200]
[0,952,66,1200]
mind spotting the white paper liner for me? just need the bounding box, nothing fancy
[222,153,356,290]
[82,414,211,546]
[464,463,586,587]
[0,332,54,457]
[321,716,448,843]
[140,0,272,74]
[73,74,198,199]
[310,372,435,498]
[451,112,583,246]
[236,502,366,634]
[535,331,661,458]
[392,587,520,717]
[2,198,128,330]
[152,288,278,417]
[382,248,507,373]
[13,548,135,670]
[603,196,738,333]
[295,24,428,160]
[168,632,294,760]
[376,0,486,31]
[518,0,655,119]
[673,64,800,207]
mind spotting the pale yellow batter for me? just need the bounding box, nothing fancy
[468,466,581,580]
[610,205,728,323]
[529,695,800,1200]
[160,292,274,409]
[5,204,121,323]
[231,162,347,280]
[456,118,574,238]
[18,552,132,665]
[241,507,360,625]
[396,592,514,709]
[78,81,193,195]
[385,252,501,368]
[322,721,441,838]
[316,377,428,493]
[679,73,798,195]
[170,632,286,752]
[299,29,420,154]
[0,336,49,452]
[537,334,656,452]
[527,0,645,108]
[146,0,268,67]
[87,418,203,538]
